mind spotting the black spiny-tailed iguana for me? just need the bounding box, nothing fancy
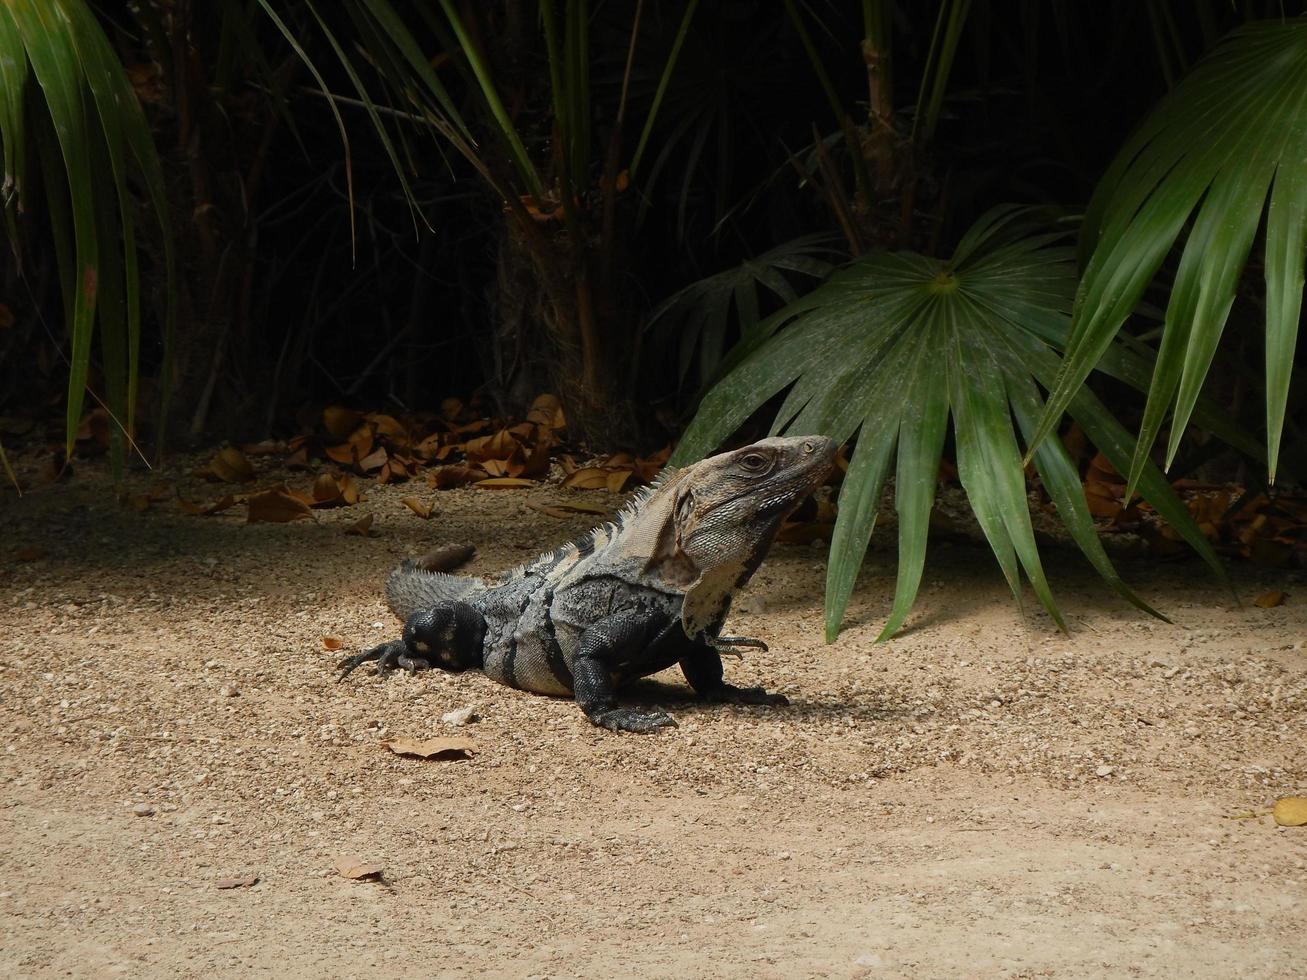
[338,436,836,732]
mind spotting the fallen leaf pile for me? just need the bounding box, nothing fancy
[170,394,678,526]
[1056,442,1306,568]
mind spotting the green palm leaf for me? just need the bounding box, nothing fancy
[646,235,840,388]
[1032,19,1307,488]
[675,207,1223,642]
[0,0,174,460]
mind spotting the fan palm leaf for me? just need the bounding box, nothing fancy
[674,207,1222,642]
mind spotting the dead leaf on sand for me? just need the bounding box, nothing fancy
[344,514,374,536]
[246,485,314,523]
[1253,590,1286,608]
[381,736,476,760]
[401,497,435,519]
[322,635,344,651]
[178,494,237,517]
[215,876,259,890]
[333,856,384,881]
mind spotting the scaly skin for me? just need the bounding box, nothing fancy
[338,436,836,732]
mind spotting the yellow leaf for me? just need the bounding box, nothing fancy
[474,477,535,489]
[1272,797,1307,827]
[1253,590,1286,608]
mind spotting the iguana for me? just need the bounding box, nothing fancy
[338,436,836,732]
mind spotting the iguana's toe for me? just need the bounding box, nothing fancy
[397,654,431,674]
[337,640,408,682]
[592,708,678,733]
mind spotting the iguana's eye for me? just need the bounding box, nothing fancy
[740,452,768,472]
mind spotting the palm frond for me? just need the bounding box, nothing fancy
[646,235,841,388]
[1032,19,1307,488]
[674,206,1223,642]
[0,0,175,461]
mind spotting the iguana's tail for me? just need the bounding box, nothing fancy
[386,560,484,620]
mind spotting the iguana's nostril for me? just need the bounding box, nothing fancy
[803,440,815,454]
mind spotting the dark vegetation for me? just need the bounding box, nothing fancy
[1,0,1305,636]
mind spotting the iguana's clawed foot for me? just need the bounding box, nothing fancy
[703,684,789,706]
[590,707,679,733]
[337,640,428,682]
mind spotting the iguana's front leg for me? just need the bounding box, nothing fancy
[680,645,789,706]
[338,601,486,681]
[572,613,679,733]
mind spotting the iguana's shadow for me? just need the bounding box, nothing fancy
[617,677,914,723]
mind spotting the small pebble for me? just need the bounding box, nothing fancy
[442,705,477,726]
[220,684,239,698]
[1095,765,1115,778]
[133,803,155,817]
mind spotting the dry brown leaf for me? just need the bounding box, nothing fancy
[241,439,288,456]
[246,485,314,524]
[463,429,519,463]
[338,474,362,505]
[1272,797,1307,827]
[284,445,311,470]
[381,736,476,760]
[474,477,535,489]
[401,497,435,519]
[14,546,44,562]
[415,544,476,572]
[358,447,389,472]
[178,494,237,517]
[311,472,349,507]
[525,502,575,520]
[203,446,255,483]
[215,875,259,890]
[428,465,484,489]
[366,413,407,442]
[323,406,363,440]
[561,467,611,490]
[546,500,610,515]
[0,303,13,330]
[322,635,344,651]
[480,457,513,478]
[1253,590,1286,608]
[526,393,565,429]
[606,470,633,494]
[333,855,384,881]
[324,443,359,466]
[344,514,374,536]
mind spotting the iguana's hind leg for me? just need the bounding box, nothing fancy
[680,645,789,706]
[337,602,486,682]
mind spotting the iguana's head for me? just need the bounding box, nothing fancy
[671,435,837,571]
[640,436,835,639]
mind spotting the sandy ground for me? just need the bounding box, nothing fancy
[1,454,1305,979]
